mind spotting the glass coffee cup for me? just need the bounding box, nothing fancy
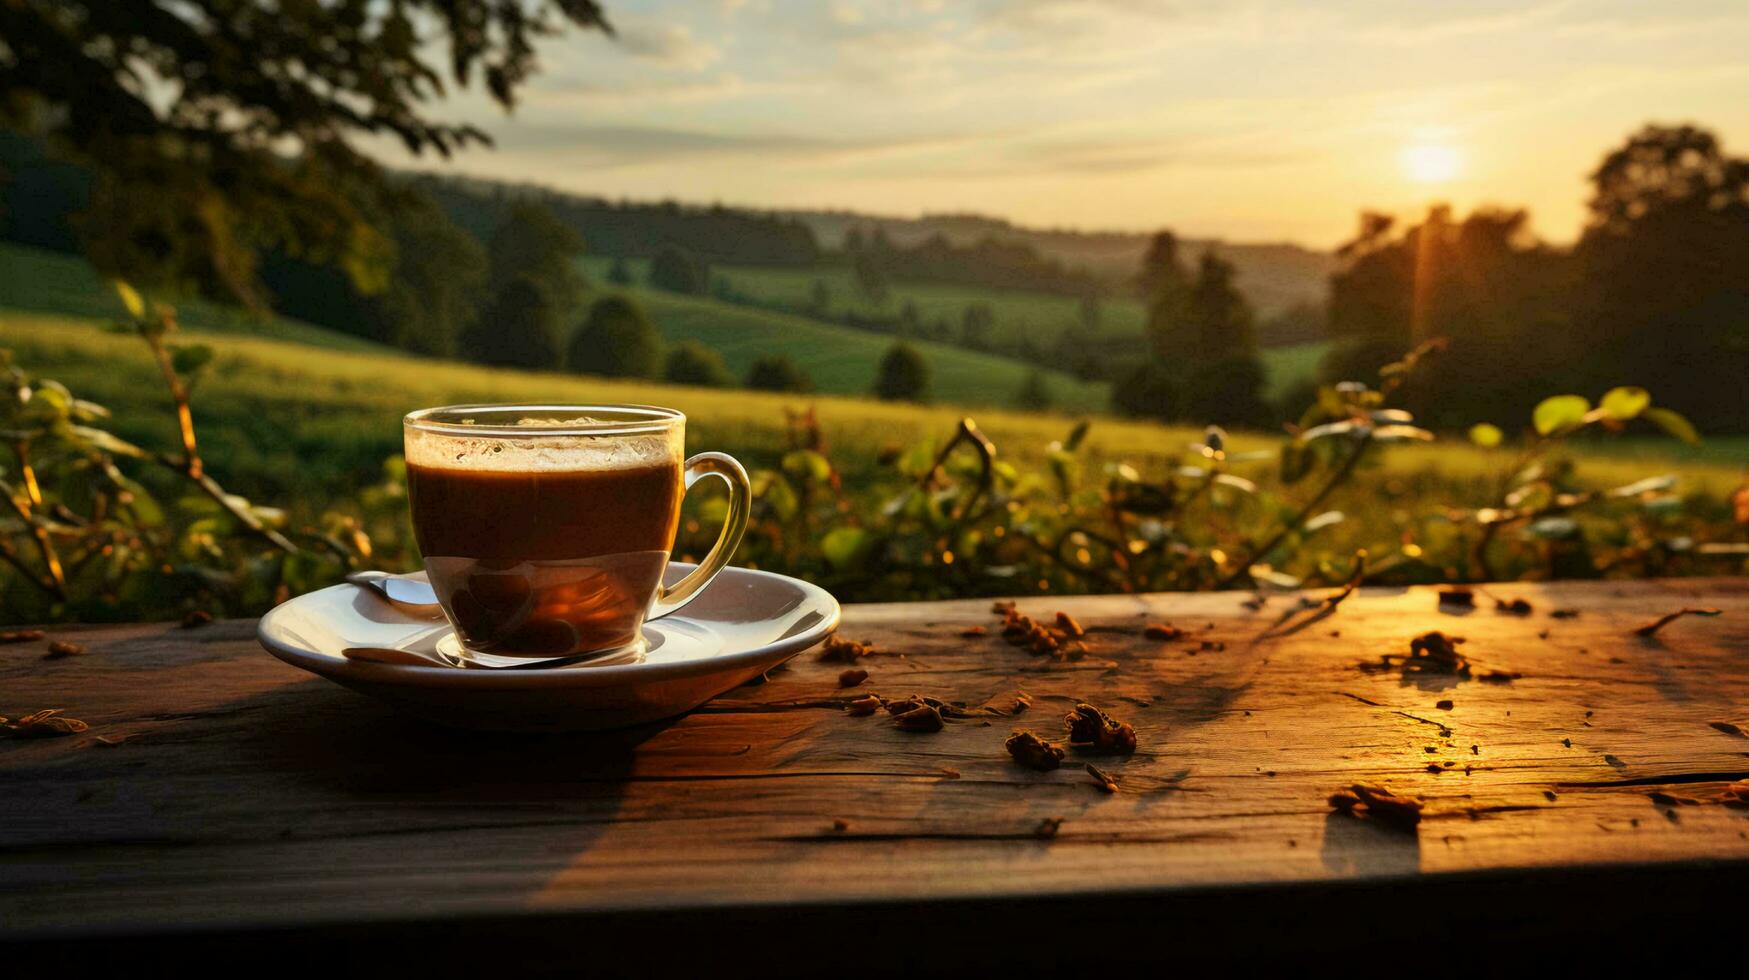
[403,404,749,665]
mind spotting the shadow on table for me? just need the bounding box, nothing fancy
[1319,810,1422,877]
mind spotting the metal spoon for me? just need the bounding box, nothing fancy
[345,570,440,609]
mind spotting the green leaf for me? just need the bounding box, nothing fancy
[114,280,145,319]
[171,344,215,378]
[1468,423,1503,448]
[1643,406,1700,445]
[780,449,832,485]
[1599,386,1650,421]
[1062,419,1090,452]
[1302,510,1345,534]
[1525,516,1580,540]
[1370,424,1434,443]
[1532,395,1590,436]
[821,526,874,571]
[67,424,149,459]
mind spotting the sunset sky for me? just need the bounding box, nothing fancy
[376,0,1749,248]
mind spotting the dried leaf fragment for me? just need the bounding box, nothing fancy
[831,818,850,832]
[1550,608,1580,619]
[1634,607,1723,637]
[1708,721,1747,738]
[93,733,139,747]
[44,641,86,660]
[1064,702,1138,755]
[1436,588,1475,608]
[1344,783,1425,829]
[1719,780,1749,808]
[1143,623,1184,641]
[1054,612,1084,637]
[819,635,874,663]
[0,629,47,645]
[1012,693,1031,714]
[0,709,91,739]
[1401,630,1469,676]
[893,703,944,733]
[1034,817,1064,839]
[838,668,869,688]
[959,625,988,637]
[1005,730,1065,771]
[846,694,884,717]
[1495,597,1532,615]
[1085,763,1119,794]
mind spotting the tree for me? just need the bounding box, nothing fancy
[568,296,663,378]
[874,343,929,402]
[960,303,996,350]
[461,276,561,370]
[664,341,731,387]
[1079,293,1102,333]
[1111,360,1177,420]
[1134,240,1269,426]
[807,279,831,317]
[1016,370,1052,411]
[746,355,811,392]
[260,192,484,357]
[488,203,585,311]
[607,257,634,286]
[1573,124,1749,432]
[0,1,609,305]
[649,244,709,295]
[853,252,890,305]
[897,300,922,337]
[1137,230,1192,303]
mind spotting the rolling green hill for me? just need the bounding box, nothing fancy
[0,243,1108,412]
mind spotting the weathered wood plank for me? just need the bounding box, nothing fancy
[3,578,1747,964]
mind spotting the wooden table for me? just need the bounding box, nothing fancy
[4,578,1748,972]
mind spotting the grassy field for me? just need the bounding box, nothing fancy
[3,311,1740,506]
[0,243,1110,413]
[583,256,1328,403]
[588,280,1111,413]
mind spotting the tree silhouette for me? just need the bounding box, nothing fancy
[462,276,561,370]
[960,304,996,350]
[649,244,709,295]
[0,0,609,304]
[874,343,930,402]
[568,295,662,378]
[1016,370,1052,411]
[607,257,634,286]
[488,203,585,315]
[664,341,731,387]
[808,279,831,316]
[746,355,811,392]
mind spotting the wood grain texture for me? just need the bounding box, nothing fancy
[4,578,1748,969]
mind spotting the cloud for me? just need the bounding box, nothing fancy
[611,21,721,72]
[478,122,979,170]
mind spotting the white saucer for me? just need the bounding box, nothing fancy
[257,564,840,732]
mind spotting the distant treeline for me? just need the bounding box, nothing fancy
[409,174,822,267]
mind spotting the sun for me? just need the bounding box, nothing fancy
[1402,142,1461,183]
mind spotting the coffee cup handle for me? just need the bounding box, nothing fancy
[649,452,752,621]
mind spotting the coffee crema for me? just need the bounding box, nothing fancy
[407,459,684,655]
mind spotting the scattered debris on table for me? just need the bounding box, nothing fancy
[1634,607,1723,637]
[838,668,869,688]
[1054,612,1084,638]
[1328,783,1425,829]
[179,610,213,629]
[1437,588,1475,608]
[1550,609,1580,619]
[1065,702,1138,755]
[93,733,140,747]
[1143,623,1185,641]
[1720,781,1749,808]
[1085,763,1120,793]
[1709,721,1747,738]
[1012,693,1031,714]
[892,702,944,733]
[0,629,47,645]
[959,625,987,638]
[1495,597,1533,615]
[0,709,90,739]
[1034,817,1064,839]
[831,818,849,832]
[819,635,875,663]
[846,695,883,717]
[1005,730,1065,770]
[43,641,85,660]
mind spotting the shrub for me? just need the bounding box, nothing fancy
[568,295,662,378]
